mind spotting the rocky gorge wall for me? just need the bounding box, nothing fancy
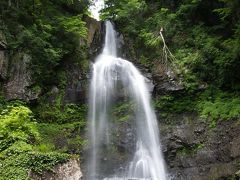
[160,113,240,179]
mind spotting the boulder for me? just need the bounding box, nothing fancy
[29,158,82,180]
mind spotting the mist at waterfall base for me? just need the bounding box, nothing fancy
[87,21,167,180]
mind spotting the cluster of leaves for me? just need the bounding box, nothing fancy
[0,0,90,88]
[32,94,87,153]
[177,143,204,156]
[37,122,87,154]
[111,100,135,123]
[34,91,87,124]
[37,104,87,123]
[197,89,240,127]
[154,87,240,127]
[154,93,197,115]
[0,102,39,152]
[1,148,69,179]
[0,101,70,179]
[102,0,240,91]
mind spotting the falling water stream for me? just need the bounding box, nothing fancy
[87,21,167,180]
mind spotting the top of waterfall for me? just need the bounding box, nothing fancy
[102,21,117,57]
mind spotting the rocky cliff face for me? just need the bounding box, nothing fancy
[159,113,240,179]
[0,17,103,103]
[4,53,41,101]
[0,33,8,81]
[63,17,103,104]
[0,33,39,101]
[85,16,104,61]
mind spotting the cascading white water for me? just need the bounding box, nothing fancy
[87,21,167,180]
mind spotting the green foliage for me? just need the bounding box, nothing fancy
[111,100,135,123]
[0,149,69,179]
[58,15,87,37]
[31,95,87,154]
[37,122,87,153]
[197,90,240,127]
[0,104,39,152]
[0,0,90,88]
[213,0,240,21]
[177,143,204,155]
[154,88,240,126]
[0,103,71,179]
[139,30,162,48]
[101,0,146,20]
[27,152,69,174]
[102,0,240,91]
[154,94,197,115]
[35,102,87,124]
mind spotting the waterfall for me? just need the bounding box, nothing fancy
[87,21,167,180]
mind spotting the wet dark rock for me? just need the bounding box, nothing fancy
[85,17,104,61]
[159,113,240,179]
[63,63,89,104]
[48,86,60,104]
[62,17,103,103]
[0,33,8,80]
[0,34,43,102]
[230,136,240,158]
[4,53,40,101]
[152,63,184,94]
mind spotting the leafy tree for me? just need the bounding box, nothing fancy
[0,0,90,88]
[102,0,240,90]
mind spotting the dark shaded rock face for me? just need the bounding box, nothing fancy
[0,34,8,81]
[63,63,89,104]
[0,32,40,101]
[0,33,8,82]
[85,17,104,61]
[63,17,103,104]
[159,113,240,179]
[0,47,39,102]
[4,53,40,101]
[151,62,184,95]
